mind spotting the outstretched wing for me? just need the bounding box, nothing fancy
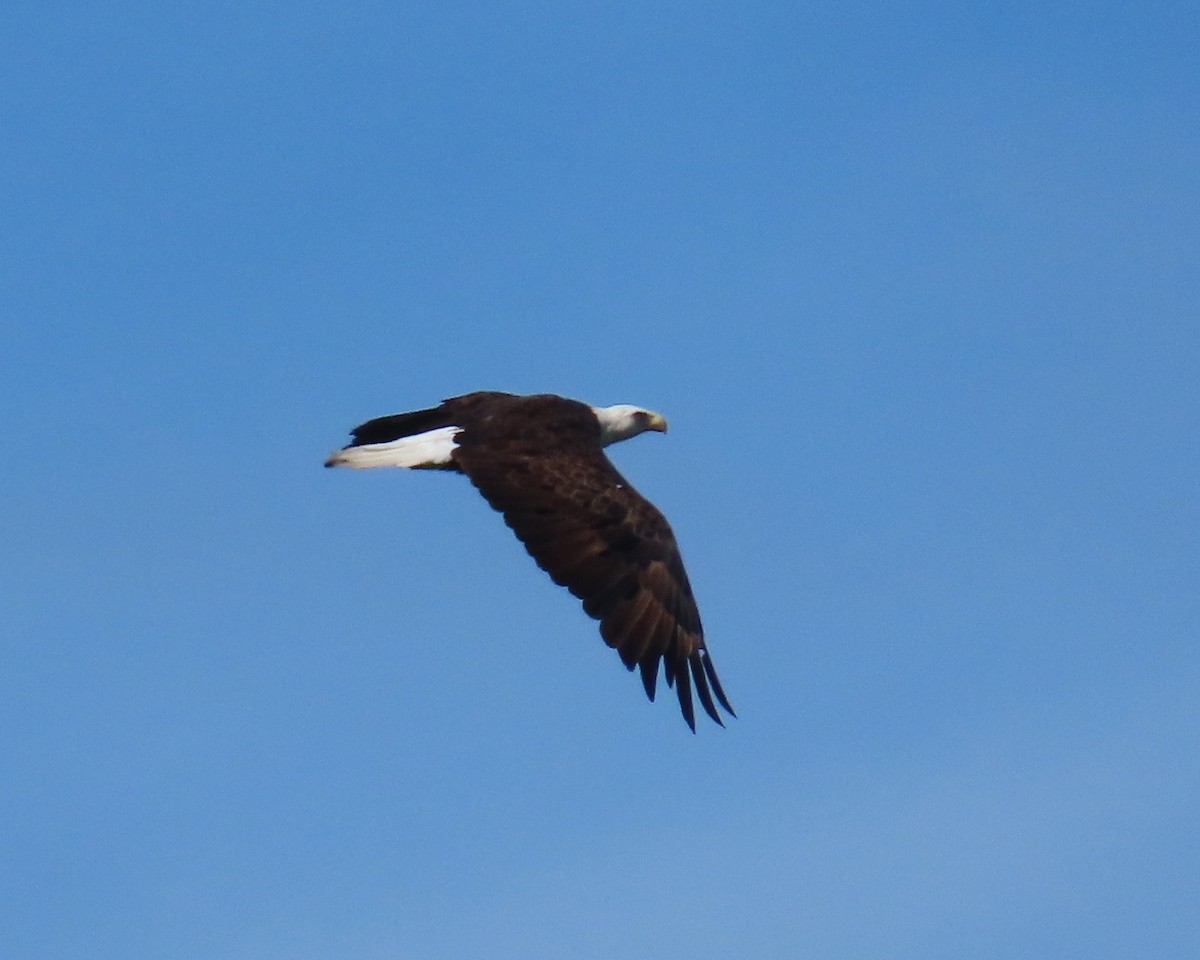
[450,397,735,730]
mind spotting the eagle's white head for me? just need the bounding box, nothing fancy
[592,404,669,446]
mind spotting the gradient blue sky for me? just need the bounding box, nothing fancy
[4,3,1198,958]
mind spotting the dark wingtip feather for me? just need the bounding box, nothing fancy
[675,660,697,732]
[701,651,736,718]
[690,654,725,727]
[663,652,677,689]
[638,658,658,702]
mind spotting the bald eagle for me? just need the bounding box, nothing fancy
[325,391,734,730]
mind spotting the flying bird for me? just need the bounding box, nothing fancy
[325,391,735,730]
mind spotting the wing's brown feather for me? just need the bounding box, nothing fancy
[619,574,680,668]
[447,393,734,730]
[538,537,610,581]
[597,583,656,654]
[638,656,659,701]
[602,588,658,664]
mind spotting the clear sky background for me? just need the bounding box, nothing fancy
[3,2,1197,958]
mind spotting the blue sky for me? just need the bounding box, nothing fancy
[3,2,1197,957]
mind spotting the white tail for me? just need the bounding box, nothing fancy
[325,426,460,470]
